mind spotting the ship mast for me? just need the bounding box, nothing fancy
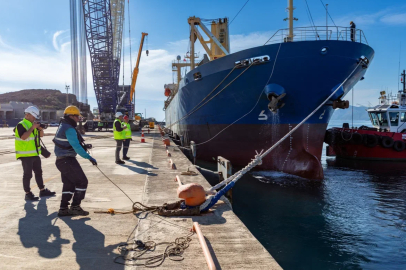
[402,70,406,93]
[286,0,297,42]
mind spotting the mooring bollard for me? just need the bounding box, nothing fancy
[166,149,171,157]
[190,141,196,165]
[169,158,176,169]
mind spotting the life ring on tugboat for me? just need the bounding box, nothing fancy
[381,136,394,148]
[351,132,363,145]
[364,134,378,148]
[393,140,406,152]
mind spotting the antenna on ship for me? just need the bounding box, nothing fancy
[402,70,406,93]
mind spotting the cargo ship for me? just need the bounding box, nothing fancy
[325,71,406,161]
[164,2,374,179]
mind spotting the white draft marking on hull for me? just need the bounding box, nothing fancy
[319,110,326,119]
[258,110,268,121]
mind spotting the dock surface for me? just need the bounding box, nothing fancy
[0,127,281,269]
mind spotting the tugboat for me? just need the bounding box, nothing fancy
[325,70,406,160]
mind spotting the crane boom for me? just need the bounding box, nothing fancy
[130,32,148,103]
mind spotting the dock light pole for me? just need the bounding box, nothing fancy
[65,84,70,107]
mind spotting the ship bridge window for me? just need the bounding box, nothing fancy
[376,112,388,126]
[369,112,379,126]
[401,112,406,122]
[369,111,388,126]
[389,112,399,126]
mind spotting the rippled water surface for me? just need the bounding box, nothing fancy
[200,120,406,270]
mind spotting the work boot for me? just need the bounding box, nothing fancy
[40,188,56,197]
[25,192,39,201]
[115,160,125,164]
[58,208,73,217]
[123,156,130,160]
[70,205,89,216]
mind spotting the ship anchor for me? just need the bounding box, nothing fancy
[268,93,286,113]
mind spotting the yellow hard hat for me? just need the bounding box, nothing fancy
[350,21,353,24]
[64,105,81,116]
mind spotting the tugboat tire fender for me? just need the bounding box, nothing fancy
[364,134,378,148]
[393,140,405,152]
[341,130,352,141]
[381,136,394,148]
[351,132,363,145]
[324,130,333,144]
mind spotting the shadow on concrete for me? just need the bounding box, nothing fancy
[126,160,158,169]
[61,217,125,270]
[120,164,157,176]
[192,203,229,225]
[204,236,222,270]
[18,198,70,258]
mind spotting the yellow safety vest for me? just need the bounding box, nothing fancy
[113,119,125,140]
[15,118,41,159]
[124,122,131,139]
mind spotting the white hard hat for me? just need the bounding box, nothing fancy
[115,112,123,118]
[24,106,40,119]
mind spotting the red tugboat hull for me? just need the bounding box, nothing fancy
[325,128,406,160]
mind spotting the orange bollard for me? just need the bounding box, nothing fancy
[141,131,146,143]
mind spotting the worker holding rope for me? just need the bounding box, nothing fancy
[122,115,131,160]
[53,106,97,217]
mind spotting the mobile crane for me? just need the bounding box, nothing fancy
[131,32,148,121]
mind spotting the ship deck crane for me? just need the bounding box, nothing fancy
[130,32,148,104]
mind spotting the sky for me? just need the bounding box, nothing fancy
[1,0,406,120]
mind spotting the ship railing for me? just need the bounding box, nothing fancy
[265,26,368,45]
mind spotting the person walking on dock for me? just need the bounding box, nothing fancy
[113,112,127,164]
[122,115,132,160]
[53,106,97,216]
[350,21,356,42]
[15,106,56,201]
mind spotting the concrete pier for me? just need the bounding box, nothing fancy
[0,127,281,269]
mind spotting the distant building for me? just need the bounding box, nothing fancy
[0,101,59,126]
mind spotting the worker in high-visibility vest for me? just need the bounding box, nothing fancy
[113,112,127,164]
[15,106,56,201]
[122,115,132,160]
[98,121,103,131]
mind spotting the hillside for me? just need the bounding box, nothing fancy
[330,105,370,121]
[0,89,81,110]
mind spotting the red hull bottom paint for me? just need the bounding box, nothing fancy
[328,128,406,160]
[177,123,328,180]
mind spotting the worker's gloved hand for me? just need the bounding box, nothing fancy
[89,157,97,166]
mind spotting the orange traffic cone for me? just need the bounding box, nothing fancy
[141,131,146,143]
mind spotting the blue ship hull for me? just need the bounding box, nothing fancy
[165,40,374,179]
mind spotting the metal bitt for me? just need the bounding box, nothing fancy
[82,0,124,114]
[190,141,197,165]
